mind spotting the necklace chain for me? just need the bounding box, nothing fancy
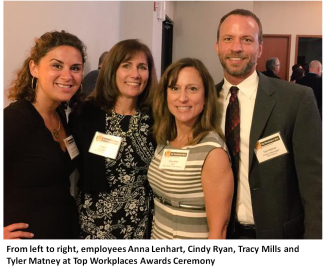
[110,109,140,137]
[45,111,61,140]
[52,117,61,140]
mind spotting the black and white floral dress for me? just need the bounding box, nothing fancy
[75,111,155,239]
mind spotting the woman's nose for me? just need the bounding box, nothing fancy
[179,89,189,102]
[61,68,73,80]
[130,67,140,78]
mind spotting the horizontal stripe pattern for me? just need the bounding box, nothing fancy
[148,131,228,239]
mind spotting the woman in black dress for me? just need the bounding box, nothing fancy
[4,30,86,239]
[69,39,157,239]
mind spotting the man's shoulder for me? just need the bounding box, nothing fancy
[297,73,320,83]
[259,72,310,93]
[261,70,270,76]
[256,73,317,108]
[84,69,99,77]
[215,80,224,96]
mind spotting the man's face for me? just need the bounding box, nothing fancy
[275,59,280,75]
[215,15,263,84]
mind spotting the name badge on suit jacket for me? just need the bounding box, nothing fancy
[254,132,288,163]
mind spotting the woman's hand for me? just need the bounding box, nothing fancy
[4,223,34,239]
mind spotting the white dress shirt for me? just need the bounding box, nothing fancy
[217,71,259,225]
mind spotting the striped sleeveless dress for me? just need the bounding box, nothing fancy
[148,131,229,239]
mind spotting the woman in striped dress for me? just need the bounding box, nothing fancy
[148,58,233,239]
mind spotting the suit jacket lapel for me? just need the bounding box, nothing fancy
[249,72,276,171]
[215,80,224,97]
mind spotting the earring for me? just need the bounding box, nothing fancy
[76,84,83,95]
[31,77,37,90]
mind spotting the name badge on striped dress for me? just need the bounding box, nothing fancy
[159,149,189,170]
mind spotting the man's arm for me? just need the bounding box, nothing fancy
[292,87,322,239]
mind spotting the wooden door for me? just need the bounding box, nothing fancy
[257,35,291,81]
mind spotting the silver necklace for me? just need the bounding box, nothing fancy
[110,109,141,137]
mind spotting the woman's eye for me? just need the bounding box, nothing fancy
[71,66,82,71]
[52,64,62,69]
[122,63,130,68]
[189,87,197,91]
[139,65,148,70]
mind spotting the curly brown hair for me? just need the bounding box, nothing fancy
[7,30,87,103]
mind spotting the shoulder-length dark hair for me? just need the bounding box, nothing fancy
[88,39,157,114]
[7,30,87,103]
[153,58,222,145]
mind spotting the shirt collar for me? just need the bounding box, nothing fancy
[223,71,259,99]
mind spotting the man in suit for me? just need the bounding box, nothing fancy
[262,57,281,79]
[296,60,322,116]
[215,9,321,239]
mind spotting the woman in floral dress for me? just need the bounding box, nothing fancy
[70,39,157,239]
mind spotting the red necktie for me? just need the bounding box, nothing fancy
[225,86,240,178]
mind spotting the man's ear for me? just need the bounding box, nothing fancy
[257,42,263,59]
[215,42,219,55]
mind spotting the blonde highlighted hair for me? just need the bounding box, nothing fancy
[153,58,222,145]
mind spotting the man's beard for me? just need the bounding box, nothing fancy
[219,54,256,77]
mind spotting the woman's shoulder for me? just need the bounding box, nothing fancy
[196,131,230,161]
[80,100,101,113]
[70,100,103,120]
[4,100,37,138]
[200,131,226,146]
[4,100,34,120]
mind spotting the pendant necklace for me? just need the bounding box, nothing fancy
[52,117,61,140]
[46,112,61,140]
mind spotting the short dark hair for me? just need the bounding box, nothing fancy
[292,64,302,72]
[98,51,108,66]
[290,68,305,82]
[217,9,263,44]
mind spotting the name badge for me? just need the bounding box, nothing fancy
[63,135,79,160]
[159,149,189,170]
[254,132,288,163]
[88,131,122,159]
